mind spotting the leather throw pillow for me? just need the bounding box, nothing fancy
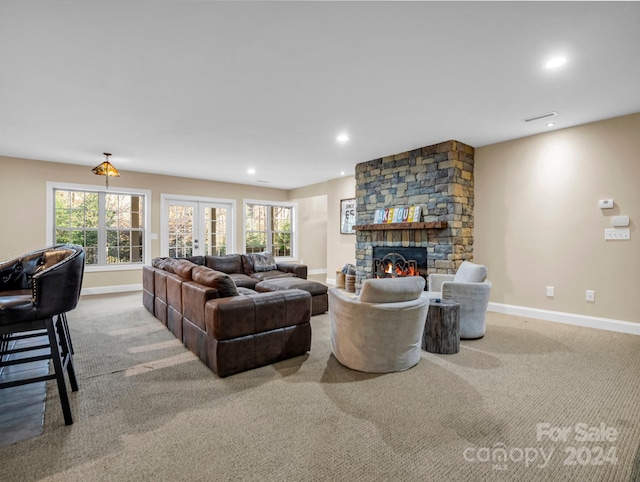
[249,251,278,272]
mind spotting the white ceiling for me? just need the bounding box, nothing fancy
[1,1,639,190]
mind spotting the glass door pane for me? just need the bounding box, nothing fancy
[167,202,196,258]
[203,205,228,256]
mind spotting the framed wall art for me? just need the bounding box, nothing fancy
[340,198,356,234]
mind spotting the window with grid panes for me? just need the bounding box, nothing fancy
[53,188,146,266]
[245,203,293,257]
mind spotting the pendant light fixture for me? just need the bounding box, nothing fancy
[92,152,120,188]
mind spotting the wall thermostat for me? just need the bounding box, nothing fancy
[598,199,614,209]
[612,215,630,227]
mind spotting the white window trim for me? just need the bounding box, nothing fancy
[46,181,152,272]
[160,193,237,257]
[243,199,298,261]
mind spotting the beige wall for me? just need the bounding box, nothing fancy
[0,156,289,289]
[475,113,639,323]
[291,193,328,272]
[290,175,356,283]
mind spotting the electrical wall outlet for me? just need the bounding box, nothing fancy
[546,286,555,297]
[605,228,630,240]
[586,290,595,302]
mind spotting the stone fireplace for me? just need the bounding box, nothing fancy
[354,140,474,291]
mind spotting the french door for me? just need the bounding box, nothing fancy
[161,195,234,258]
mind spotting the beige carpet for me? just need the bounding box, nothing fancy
[1,292,639,481]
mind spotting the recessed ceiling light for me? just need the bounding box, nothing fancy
[247,168,256,174]
[336,133,349,143]
[340,171,345,176]
[546,122,556,127]
[545,56,567,69]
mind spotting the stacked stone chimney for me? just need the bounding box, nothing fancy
[354,140,475,290]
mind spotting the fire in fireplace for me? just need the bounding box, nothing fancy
[371,247,428,284]
[374,252,418,278]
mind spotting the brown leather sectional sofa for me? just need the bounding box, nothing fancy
[143,254,316,377]
[206,253,307,289]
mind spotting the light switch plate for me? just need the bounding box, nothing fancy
[605,228,630,240]
[598,199,614,209]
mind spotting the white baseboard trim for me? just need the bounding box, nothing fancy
[81,284,142,296]
[488,302,640,336]
[325,278,336,286]
[308,268,327,275]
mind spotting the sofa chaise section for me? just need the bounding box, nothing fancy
[183,287,311,377]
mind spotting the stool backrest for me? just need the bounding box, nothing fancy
[0,244,85,315]
[32,244,85,316]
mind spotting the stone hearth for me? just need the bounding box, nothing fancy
[355,140,474,291]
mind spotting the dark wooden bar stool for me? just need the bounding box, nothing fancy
[0,244,85,425]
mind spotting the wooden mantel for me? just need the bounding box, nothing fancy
[354,221,448,231]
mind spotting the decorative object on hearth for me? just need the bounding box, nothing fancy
[340,198,356,234]
[92,152,120,188]
[340,263,356,292]
[345,274,356,293]
[341,263,356,275]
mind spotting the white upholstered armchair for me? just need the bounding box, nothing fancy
[329,276,430,373]
[427,261,491,339]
